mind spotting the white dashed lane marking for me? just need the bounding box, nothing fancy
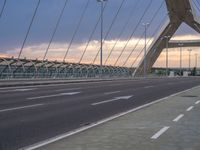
[151,126,170,139]
[195,101,200,105]
[0,104,44,113]
[104,91,120,95]
[186,106,194,112]
[173,114,184,122]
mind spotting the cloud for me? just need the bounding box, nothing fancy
[0,53,10,58]
[171,34,200,40]
[3,34,200,68]
[5,37,148,65]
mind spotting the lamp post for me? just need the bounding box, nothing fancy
[188,49,192,71]
[195,53,198,68]
[178,43,183,76]
[163,36,170,76]
[97,0,107,78]
[142,23,149,78]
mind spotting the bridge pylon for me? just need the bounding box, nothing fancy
[133,0,200,76]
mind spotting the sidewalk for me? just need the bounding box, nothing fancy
[32,86,200,150]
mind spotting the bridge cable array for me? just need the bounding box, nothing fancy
[63,0,90,62]
[18,0,41,59]
[193,0,200,13]
[78,2,108,64]
[43,0,69,61]
[92,0,126,64]
[104,0,140,65]
[0,0,172,68]
[131,15,168,68]
[122,1,165,67]
[113,0,153,66]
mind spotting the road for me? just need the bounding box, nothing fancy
[0,77,200,150]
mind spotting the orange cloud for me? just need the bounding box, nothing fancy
[2,34,200,68]
[0,53,10,58]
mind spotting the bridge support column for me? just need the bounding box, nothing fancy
[134,0,200,76]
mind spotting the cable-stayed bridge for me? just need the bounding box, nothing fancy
[0,0,200,79]
[1,1,200,150]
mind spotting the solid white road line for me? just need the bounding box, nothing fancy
[0,104,44,113]
[173,114,184,122]
[27,92,80,100]
[151,126,170,139]
[21,85,200,150]
[104,91,120,95]
[195,100,200,105]
[186,106,194,112]
[92,95,133,106]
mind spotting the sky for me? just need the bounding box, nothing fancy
[0,0,200,68]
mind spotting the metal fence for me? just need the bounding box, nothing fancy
[0,57,133,79]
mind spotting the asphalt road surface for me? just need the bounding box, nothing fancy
[0,77,200,150]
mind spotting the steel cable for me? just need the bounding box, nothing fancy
[43,0,69,61]
[104,0,140,65]
[113,0,153,66]
[131,15,168,68]
[18,0,41,59]
[194,0,200,8]
[92,0,126,64]
[122,1,164,67]
[0,0,6,18]
[78,2,108,64]
[193,0,200,13]
[63,0,90,62]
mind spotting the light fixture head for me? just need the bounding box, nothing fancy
[97,0,107,2]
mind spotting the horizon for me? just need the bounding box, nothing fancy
[0,0,200,68]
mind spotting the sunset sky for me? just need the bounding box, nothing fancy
[0,0,200,68]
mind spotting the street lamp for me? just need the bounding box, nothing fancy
[188,49,192,71]
[142,23,149,77]
[178,43,183,76]
[163,36,171,76]
[195,53,198,68]
[97,0,107,78]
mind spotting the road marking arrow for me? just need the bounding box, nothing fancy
[92,95,133,106]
